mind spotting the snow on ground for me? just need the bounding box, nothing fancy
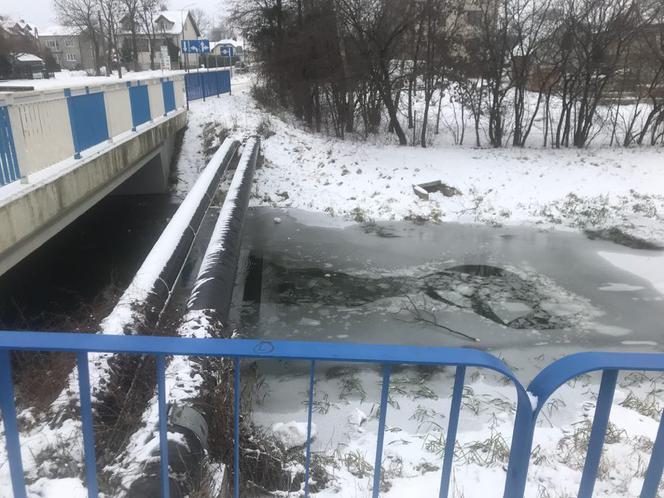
[252,363,663,498]
[0,68,187,91]
[2,71,663,497]
[187,75,664,248]
[191,75,664,496]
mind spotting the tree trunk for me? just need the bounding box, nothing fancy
[421,92,431,147]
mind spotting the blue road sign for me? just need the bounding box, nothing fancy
[219,46,234,58]
[181,39,210,54]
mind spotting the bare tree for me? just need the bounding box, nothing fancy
[509,0,554,146]
[190,8,211,36]
[137,0,160,70]
[472,0,514,147]
[120,0,141,71]
[99,0,126,78]
[335,0,416,145]
[53,0,102,75]
[209,16,235,41]
[418,0,463,147]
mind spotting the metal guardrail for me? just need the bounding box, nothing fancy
[185,70,231,104]
[0,331,662,498]
[0,75,187,188]
[0,71,231,188]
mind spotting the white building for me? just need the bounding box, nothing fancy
[39,26,96,71]
[118,10,201,70]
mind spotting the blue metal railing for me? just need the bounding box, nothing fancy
[128,82,152,130]
[162,80,176,115]
[65,88,110,159]
[0,106,20,186]
[0,331,662,498]
[184,69,231,105]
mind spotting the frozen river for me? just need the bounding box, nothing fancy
[239,207,664,378]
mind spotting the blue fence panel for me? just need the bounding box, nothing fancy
[204,73,215,98]
[184,70,231,104]
[185,73,204,101]
[0,332,663,498]
[0,106,21,187]
[217,70,231,94]
[128,83,151,129]
[162,80,176,114]
[65,90,109,158]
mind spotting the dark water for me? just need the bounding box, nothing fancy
[0,194,177,331]
[238,208,664,376]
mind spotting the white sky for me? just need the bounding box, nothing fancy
[2,0,230,31]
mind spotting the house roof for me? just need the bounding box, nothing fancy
[15,53,43,63]
[118,9,200,37]
[154,10,200,36]
[211,39,243,51]
[39,25,78,37]
[1,18,38,37]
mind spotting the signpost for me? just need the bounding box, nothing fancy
[181,39,211,54]
[159,46,171,72]
[219,46,234,79]
[181,39,210,72]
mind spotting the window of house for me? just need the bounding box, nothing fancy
[65,38,73,47]
[47,40,58,49]
[66,53,76,62]
[466,11,482,27]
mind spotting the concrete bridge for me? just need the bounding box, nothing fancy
[0,71,229,277]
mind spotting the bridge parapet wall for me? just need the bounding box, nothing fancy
[0,74,187,188]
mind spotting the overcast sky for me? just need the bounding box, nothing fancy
[3,0,230,31]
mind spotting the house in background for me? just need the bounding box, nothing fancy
[118,10,201,70]
[0,18,39,49]
[211,39,244,64]
[39,26,95,71]
[0,17,41,78]
[11,53,45,78]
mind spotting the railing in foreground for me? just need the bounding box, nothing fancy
[0,331,663,498]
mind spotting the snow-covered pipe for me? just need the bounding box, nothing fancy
[101,137,241,334]
[187,136,260,325]
[1,138,243,495]
[119,138,261,498]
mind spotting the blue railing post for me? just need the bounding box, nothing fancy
[156,355,170,498]
[578,369,618,498]
[439,366,465,498]
[64,89,82,159]
[0,350,27,498]
[76,352,99,498]
[503,397,536,498]
[640,409,664,498]
[372,364,392,498]
[233,357,241,498]
[0,105,21,186]
[304,360,316,498]
[185,76,190,110]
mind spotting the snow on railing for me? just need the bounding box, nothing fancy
[0,332,663,498]
[0,73,187,187]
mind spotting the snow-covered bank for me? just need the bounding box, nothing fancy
[189,75,664,247]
